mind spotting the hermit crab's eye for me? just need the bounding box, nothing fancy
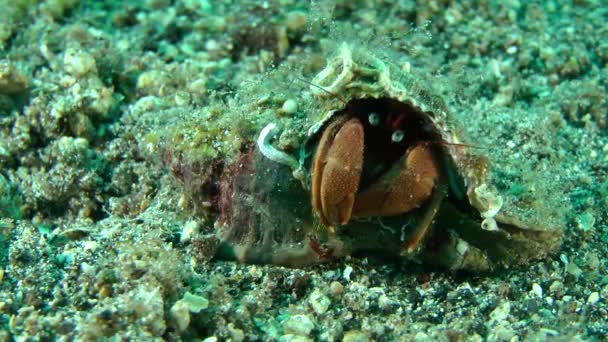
[368,112,380,126]
[391,130,405,143]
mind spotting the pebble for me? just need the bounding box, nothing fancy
[576,212,595,231]
[587,292,600,304]
[286,11,308,31]
[63,47,96,77]
[488,325,515,341]
[177,292,208,313]
[506,45,518,54]
[170,300,190,332]
[329,281,344,297]
[282,99,298,114]
[342,330,369,342]
[531,283,543,298]
[283,314,314,336]
[180,220,200,243]
[549,281,564,297]
[378,294,399,312]
[566,261,583,279]
[309,289,331,314]
[413,332,429,342]
[489,301,511,323]
[343,265,353,281]
[227,323,245,342]
[0,61,28,93]
[279,336,313,342]
[601,284,608,299]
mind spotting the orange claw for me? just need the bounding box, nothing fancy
[311,116,364,227]
[311,114,442,255]
[352,145,439,217]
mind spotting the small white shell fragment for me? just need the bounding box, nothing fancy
[481,217,499,231]
[282,99,298,114]
[170,292,208,332]
[343,265,354,281]
[530,283,543,298]
[587,292,600,304]
[180,220,200,243]
[506,45,518,55]
[474,184,504,218]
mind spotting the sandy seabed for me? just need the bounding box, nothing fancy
[0,1,607,340]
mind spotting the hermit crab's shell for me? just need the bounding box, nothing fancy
[297,43,562,267]
[216,43,562,271]
[302,44,486,218]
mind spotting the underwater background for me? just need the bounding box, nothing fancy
[0,0,607,340]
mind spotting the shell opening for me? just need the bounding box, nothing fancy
[312,97,444,192]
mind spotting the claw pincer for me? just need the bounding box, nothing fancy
[311,98,444,252]
[312,115,364,227]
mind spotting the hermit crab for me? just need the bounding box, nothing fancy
[214,44,562,271]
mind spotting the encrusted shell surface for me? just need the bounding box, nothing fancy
[216,43,562,271]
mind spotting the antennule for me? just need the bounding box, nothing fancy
[295,76,348,104]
